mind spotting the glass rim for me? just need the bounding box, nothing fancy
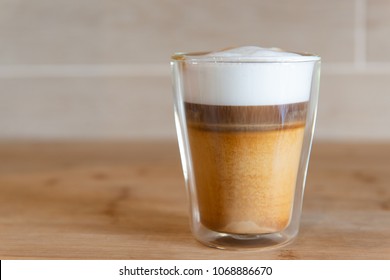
[171,49,321,63]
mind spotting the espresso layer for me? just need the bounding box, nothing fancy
[185,102,307,131]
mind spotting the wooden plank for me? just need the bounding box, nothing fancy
[0,141,389,259]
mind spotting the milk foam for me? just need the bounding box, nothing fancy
[182,46,318,106]
[206,46,302,59]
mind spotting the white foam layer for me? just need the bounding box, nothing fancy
[183,46,317,106]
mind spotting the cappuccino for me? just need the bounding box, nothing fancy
[172,46,320,248]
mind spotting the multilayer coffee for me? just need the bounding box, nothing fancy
[181,47,315,235]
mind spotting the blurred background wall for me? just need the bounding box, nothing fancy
[0,0,389,141]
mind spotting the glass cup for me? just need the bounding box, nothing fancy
[171,49,321,249]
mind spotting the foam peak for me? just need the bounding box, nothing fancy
[206,46,302,59]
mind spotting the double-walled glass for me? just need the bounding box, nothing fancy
[171,51,321,249]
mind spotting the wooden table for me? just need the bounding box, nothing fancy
[0,141,389,259]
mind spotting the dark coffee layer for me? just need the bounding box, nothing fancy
[185,102,307,131]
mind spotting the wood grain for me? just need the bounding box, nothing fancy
[0,141,389,259]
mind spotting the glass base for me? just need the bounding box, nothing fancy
[194,224,297,250]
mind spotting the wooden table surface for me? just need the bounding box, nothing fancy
[0,141,389,260]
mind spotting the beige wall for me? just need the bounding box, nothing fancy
[0,0,389,140]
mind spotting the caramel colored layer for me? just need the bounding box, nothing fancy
[188,124,305,234]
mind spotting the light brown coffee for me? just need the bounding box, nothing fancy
[185,102,307,234]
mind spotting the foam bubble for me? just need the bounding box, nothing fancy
[181,46,319,106]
